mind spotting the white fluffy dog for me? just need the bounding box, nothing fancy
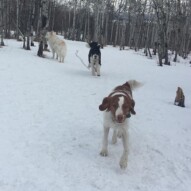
[46,31,67,63]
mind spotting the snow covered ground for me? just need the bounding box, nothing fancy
[0,38,191,191]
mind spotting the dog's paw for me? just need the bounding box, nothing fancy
[100,149,108,157]
[119,160,127,169]
[119,156,128,169]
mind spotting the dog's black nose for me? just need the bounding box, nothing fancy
[94,55,97,59]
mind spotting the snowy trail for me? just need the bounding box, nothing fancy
[0,39,191,191]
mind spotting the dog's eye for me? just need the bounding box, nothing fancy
[123,104,129,110]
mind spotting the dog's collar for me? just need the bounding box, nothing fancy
[109,90,132,100]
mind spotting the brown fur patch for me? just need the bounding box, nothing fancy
[174,87,185,107]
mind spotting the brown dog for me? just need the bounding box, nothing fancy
[174,87,185,107]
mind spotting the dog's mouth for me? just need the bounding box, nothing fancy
[113,113,131,123]
[115,115,125,123]
[116,120,124,124]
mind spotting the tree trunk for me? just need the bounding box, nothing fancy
[37,0,49,57]
[152,0,170,66]
[16,0,20,40]
[110,21,115,44]
[0,0,5,46]
[120,20,126,50]
[104,13,109,46]
[72,0,77,40]
[114,20,119,47]
[93,6,99,42]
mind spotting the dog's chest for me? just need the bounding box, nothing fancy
[90,55,99,64]
[103,111,128,129]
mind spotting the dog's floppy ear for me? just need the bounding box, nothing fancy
[99,97,110,111]
[89,41,96,48]
[89,41,98,48]
[89,42,93,48]
[130,99,136,115]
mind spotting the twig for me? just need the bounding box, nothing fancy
[75,50,90,70]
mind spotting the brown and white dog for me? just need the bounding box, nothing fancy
[174,87,185,107]
[99,80,142,169]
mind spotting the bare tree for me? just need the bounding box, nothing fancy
[37,0,49,57]
[0,0,5,46]
[93,1,100,42]
[152,0,171,66]
[72,0,77,40]
[16,0,20,40]
[0,0,190,65]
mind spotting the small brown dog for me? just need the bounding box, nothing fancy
[174,87,185,107]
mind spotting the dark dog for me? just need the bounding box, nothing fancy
[174,87,185,107]
[88,41,101,76]
[88,41,101,65]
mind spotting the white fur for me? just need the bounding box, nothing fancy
[46,32,67,63]
[111,91,132,99]
[128,80,143,90]
[90,54,101,76]
[115,96,124,117]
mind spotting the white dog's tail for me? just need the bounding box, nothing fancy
[128,80,143,90]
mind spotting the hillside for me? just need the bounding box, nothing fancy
[0,39,191,191]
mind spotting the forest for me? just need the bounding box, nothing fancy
[0,0,191,66]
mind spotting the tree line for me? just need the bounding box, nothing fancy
[0,0,191,66]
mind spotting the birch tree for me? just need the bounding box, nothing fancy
[37,0,49,57]
[93,1,100,42]
[0,0,5,46]
[152,0,171,66]
[16,0,20,40]
[72,0,77,40]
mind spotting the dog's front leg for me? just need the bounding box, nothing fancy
[112,129,117,144]
[58,55,62,62]
[91,64,95,76]
[52,50,56,59]
[96,63,101,76]
[119,129,129,169]
[100,126,110,156]
[91,63,96,76]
